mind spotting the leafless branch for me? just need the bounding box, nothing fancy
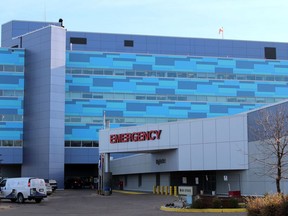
[249,105,288,193]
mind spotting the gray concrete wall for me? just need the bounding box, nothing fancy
[240,140,288,195]
[216,171,242,195]
[1,20,61,48]
[118,173,171,192]
[111,151,178,175]
[21,25,66,188]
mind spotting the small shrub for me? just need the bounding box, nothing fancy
[246,193,288,216]
[212,197,222,208]
[276,200,288,216]
[246,197,264,216]
[261,204,278,216]
[192,199,205,209]
[228,198,239,208]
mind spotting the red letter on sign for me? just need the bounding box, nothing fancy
[155,130,162,139]
[110,135,116,143]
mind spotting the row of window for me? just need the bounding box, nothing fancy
[0,115,23,122]
[69,37,134,48]
[66,92,286,104]
[65,140,99,147]
[0,140,99,148]
[69,37,276,59]
[0,90,24,97]
[0,65,24,72]
[65,116,176,124]
[0,140,23,147]
[66,67,288,82]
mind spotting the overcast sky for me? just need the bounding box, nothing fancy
[1,0,288,43]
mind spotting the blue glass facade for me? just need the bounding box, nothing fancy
[0,48,24,163]
[65,51,288,142]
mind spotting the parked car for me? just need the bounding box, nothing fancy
[0,177,47,203]
[44,180,53,195]
[45,183,53,195]
[65,177,83,189]
[45,179,57,191]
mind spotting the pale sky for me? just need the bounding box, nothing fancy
[1,0,288,43]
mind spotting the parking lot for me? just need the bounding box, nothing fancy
[0,190,247,216]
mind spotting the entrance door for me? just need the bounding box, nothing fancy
[202,174,216,194]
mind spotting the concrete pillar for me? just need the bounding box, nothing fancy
[104,153,110,173]
[21,25,66,188]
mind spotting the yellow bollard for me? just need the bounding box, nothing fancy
[169,186,173,196]
[157,186,160,194]
[161,186,164,195]
[165,186,168,195]
[174,186,177,196]
[153,185,156,194]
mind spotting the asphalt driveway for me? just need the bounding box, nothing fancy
[0,190,247,216]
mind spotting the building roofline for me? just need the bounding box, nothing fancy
[241,99,288,115]
[11,25,65,40]
[67,29,288,45]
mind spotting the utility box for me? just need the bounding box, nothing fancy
[178,186,197,206]
[178,186,197,196]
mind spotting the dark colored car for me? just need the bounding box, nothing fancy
[64,178,83,189]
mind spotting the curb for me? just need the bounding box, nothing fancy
[160,206,247,213]
[113,190,148,195]
[0,205,12,210]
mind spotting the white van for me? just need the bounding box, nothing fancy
[0,177,47,203]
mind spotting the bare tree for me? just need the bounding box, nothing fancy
[251,105,288,193]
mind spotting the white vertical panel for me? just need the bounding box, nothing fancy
[190,120,203,144]
[191,144,204,170]
[216,118,230,142]
[178,145,191,170]
[230,141,247,169]
[178,122,190,145]
[170,123,179,146]
[203,119,216,144]
[203,144,217,170]
[230,115,245,142]
[216,142,230,169]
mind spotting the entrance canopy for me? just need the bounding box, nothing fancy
[99,114,248,172]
